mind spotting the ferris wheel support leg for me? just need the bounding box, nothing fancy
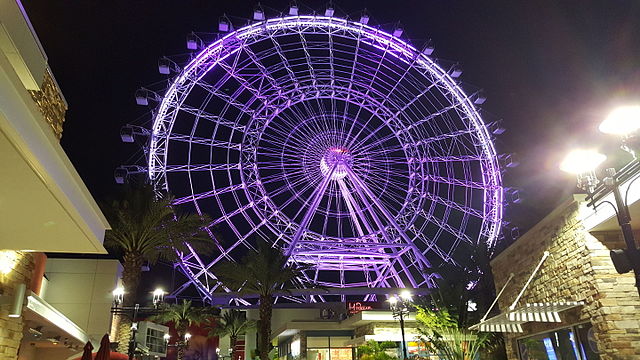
[344,166,432,282]
[342,174,409,288]
[285,163,338,257]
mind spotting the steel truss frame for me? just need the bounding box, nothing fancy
[145,16,503,302]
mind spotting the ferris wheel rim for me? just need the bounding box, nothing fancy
[144,15,504,295]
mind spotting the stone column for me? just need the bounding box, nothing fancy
[0,251,34,360]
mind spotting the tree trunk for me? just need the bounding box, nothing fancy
[115,253,144,354]
[177,340,187,360]
[122,252,144,307]
[257,294,273,360]
[231,335,237,354]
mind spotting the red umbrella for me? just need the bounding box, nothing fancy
[95,334,111,360]
[81,341,94,360]
[72,352,129,360]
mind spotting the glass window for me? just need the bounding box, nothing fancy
[517,325,600,360]
[145,328,167,354]
[574,323,600,360]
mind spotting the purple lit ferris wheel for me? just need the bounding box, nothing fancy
[143,14,503,301]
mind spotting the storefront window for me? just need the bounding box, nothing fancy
[307,334,354,360]
[517,324,600,360]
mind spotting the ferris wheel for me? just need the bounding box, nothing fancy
[136,11,503,302]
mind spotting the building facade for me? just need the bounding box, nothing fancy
[0,0,114,359]
[230,305,421,360]
[490,195,640,360]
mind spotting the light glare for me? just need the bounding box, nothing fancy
[559,149,606,174]
[600,106,640,135]
[112,287,125,297]
[400,290,412,301]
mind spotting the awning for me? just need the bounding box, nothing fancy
[469,301,583,333]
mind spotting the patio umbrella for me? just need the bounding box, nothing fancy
[81,341,94,360]
[94,334,111,360]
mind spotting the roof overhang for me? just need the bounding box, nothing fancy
[0,25,109,252]
[469,301,583,333]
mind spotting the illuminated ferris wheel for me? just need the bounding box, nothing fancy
[134,10,503,302]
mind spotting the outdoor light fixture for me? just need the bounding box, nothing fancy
[561,105,640,297]
[163,333,170,343]
[600,106,640,159]
[111,291,164,359]
[560,149,606,194]
[112,287,125,306]
[0,283,26,318]
[184,333,192,342]
[0,250,18,274]
[152,288,165,306]
[599,106,640,136]
[388,291,413,360]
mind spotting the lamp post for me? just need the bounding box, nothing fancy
[388,290,413,360]
[560,105,640,297]
[111,287,166,360]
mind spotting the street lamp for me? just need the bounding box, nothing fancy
[153,288,166,306]
[561,106,640,297]
[388,291,413,360]
[111,286,167,360]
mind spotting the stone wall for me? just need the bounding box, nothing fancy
[490,198,640,360]
[0,251,34,360]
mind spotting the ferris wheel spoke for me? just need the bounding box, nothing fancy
[193,80,258,115]
[164,163,240,172]
[218,52,269,102]
[419,173,495,190]
[297,30,319,89]
[285,163,337,257]
[240,43,282,92]
[269,35,302,90]
[167,133,241,150]
[421,154,487,163]
[172,182,250,205]
[345,166,432,271]
[179,105,246,131]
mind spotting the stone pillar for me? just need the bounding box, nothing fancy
[0,251,34,360]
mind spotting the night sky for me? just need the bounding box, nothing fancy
[23,0,640,238]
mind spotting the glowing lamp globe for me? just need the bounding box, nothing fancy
[400,290,412,301]
[599,106,640,136]
[559,149,606,174]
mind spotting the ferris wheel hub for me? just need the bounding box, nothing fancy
[319,147,352,180]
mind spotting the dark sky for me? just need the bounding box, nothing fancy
[23,0,640,235]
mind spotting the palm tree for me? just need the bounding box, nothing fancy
[214,241,307,360]
[208,309,255,352]
[150,300,218,360]
[102,186,213,352]
[103,186,213,306]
